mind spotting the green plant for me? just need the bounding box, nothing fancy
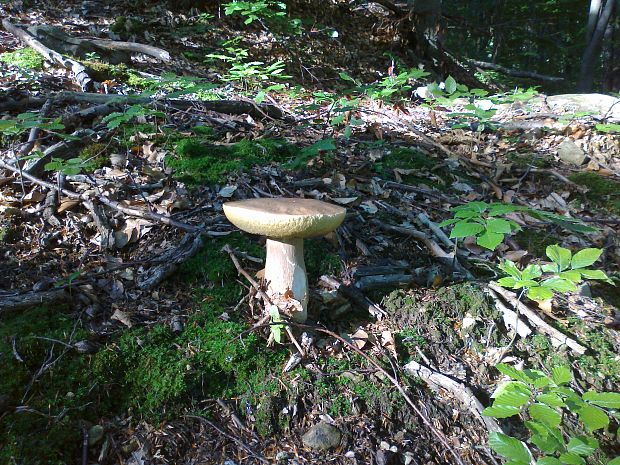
[287,138,336,169]
[497,245,613,301]
[223,0,301,34]
[102,104,165,130]
[439,202,598,251]
[439,201,523,250]
[0,112,64,138]
[339,67,429,102]
[484,364,620,465]
[44,157,91,176]
[0,47,45,70]
[595,123,620,134]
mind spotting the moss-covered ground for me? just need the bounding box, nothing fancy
[167,137,297,185]
[569,172,620,215]
[0,47,45,70]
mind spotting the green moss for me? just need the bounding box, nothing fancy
[81,60,129,82]
[384,284,503,354]
[569,172,620,215]
[508,151,551,168]
[0,47,45,70]
[0,306,98,464]
[110,16,145,35]
[167,137,295,185]
[78,143,108,172]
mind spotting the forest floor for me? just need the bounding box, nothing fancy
[1,1,619,465]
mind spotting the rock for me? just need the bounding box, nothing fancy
[88,424,105,446]
[547,94,620,121]
[557,139,586,166]
[301,422,341,451]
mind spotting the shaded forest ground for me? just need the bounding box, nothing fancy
[0,1,619,464]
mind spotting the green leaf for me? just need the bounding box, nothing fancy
[526,421,563,453]
[546,245,572,271]
[582,391,620,409]
[607,457,620,465]
[486,218,513,234]
[527,285,554,301]
[571,248,602,269]
[558,270,582,283]
[542,278,577,293]
[488,432,531,463]
[497,277,518,288]
[438,218,460,227]
[558,452,585,465]
[537,393,566,408]
[551,366,572,386]
[521,264,542,280]
[477,231,504,250]
[444,76,457,94]
[537,458,563,465]
[496,363,533,383]
[449,220,485,238]
[488,203,524,216]
[492,382,532,407]
[498,260,522,279]
[578,405,609,431]
[566,436,598,456]
[580,269,612,282]
[529,210,598,233]
[483,404,521,418]
[529,403,562,427]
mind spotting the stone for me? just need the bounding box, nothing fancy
[301,421,341,451]
[88,424,105,446]
[557,139,586,166]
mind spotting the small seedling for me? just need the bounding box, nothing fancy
[439,201,524,250]
[484,363,620,465]
[497,244,612,301]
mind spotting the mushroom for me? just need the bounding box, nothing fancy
[223,198,346,322]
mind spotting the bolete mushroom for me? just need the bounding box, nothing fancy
[223,198,346,322]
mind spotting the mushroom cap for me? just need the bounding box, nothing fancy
[223,198,346,239]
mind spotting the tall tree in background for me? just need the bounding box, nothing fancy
[578,0,616,91]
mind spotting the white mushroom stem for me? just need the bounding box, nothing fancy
[264,237,308,322]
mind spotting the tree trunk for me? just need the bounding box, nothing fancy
[578,0,616,91]
[406,0,485,88]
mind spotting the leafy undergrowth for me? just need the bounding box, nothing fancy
[1,1,620,464]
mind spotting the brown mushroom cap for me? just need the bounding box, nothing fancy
[223,198,346,238]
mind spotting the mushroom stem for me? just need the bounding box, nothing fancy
[265,237,308,322]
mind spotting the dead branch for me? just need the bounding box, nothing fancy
[0,159,202,232]
[488,283,587,354]
[0,289,70,317]
[1,19,93,91]
[469,59,565,82]
[403,359,503,434]
[88,39,171,62]
[319,275,387,319]
[137,232,204,290]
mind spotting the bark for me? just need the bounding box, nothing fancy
[1,19,94,91]
[469,59,564,82]
[578,0,616,91]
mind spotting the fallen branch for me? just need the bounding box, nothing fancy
[488,283,587,354]
[469,59,565,82]
[88,39,171,62]
[0,159,202,232]
[403,359,503,434]
[137,232,204,290]
[2,19,93,91]
[185,415,269,464]
[373,219,474,279]
[319,275,387,319]
[0,289,70,318]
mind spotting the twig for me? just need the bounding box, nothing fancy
[2,19,93,91]
[291,322,467,465]
[0,159,201,232]
[222,244,305,356]
[403,359,503,434]
[488,283,587,354]
[185,415,269,464]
